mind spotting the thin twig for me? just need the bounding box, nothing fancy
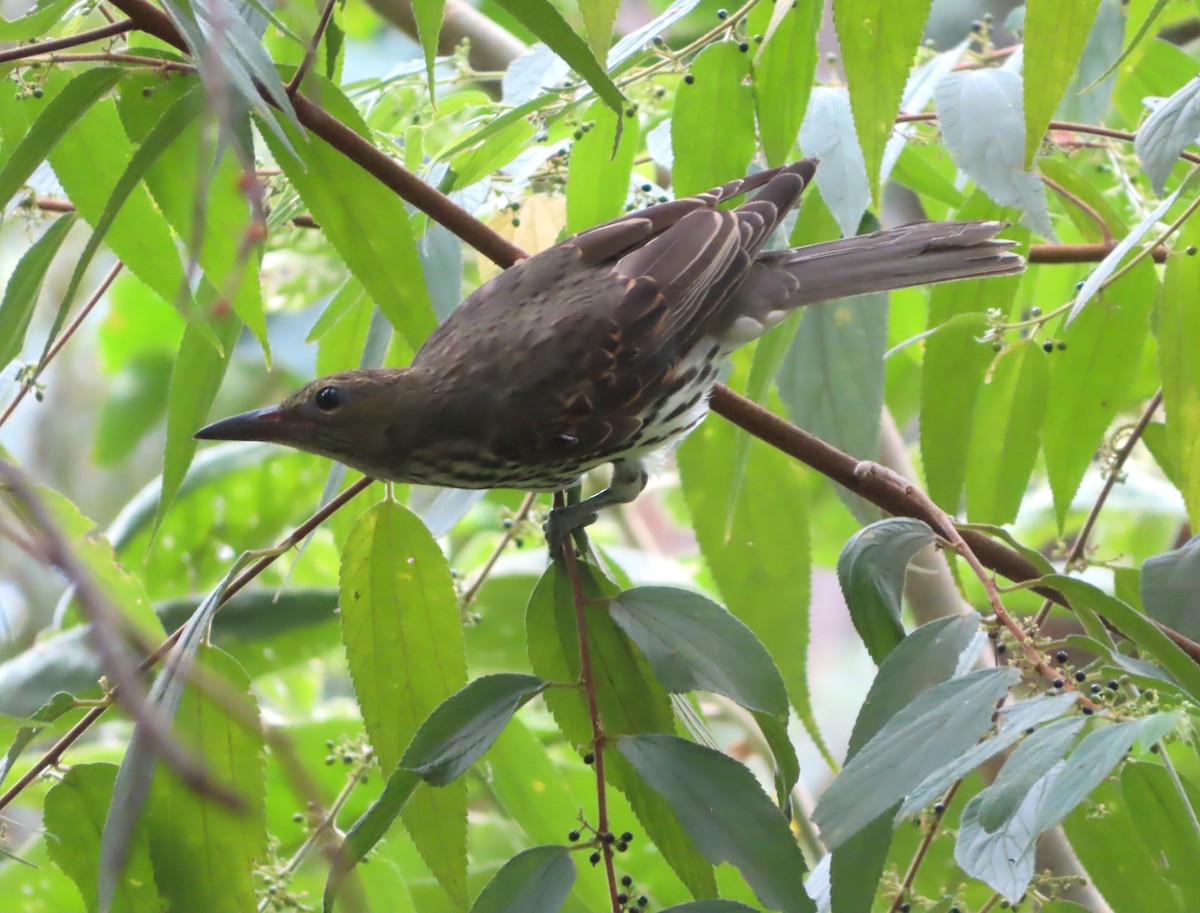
[24,50,196,71]
[1033,390,1162,627]
[460,492,538,609]
[0,19,134,64]
[556,496,620,913]
[287,0,339,97]
[886,781,962,913]
[1159,743,1200,839]
[0,261,124,433]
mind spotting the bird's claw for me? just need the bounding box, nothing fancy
[543,507,598,554]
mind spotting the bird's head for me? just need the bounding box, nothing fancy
[194,368,430,479]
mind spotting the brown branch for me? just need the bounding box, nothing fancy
[706,387,1200,666]
[887,781,961,913]
[1030,242,1168,264]
[0,19,133,64]
[287,0,339,97]
[557,496,621,913]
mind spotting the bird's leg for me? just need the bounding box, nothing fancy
[544,459,649,553]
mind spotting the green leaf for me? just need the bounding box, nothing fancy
[145,647,267,913]
[0,0,71,39]
[671,42,756,197]
[1022,0,1103,166]
[609,586,788,716]
[659,905,761,913]
[1032,711,1181,832]
[525,562,718,899]
[93,353,174,465]
[977,717,1086,831]
[965,339,1049,524]
[919,194,1026,511]
[117,75,268,357]
[1044,575,1200,704]
[491,0,624,113]
[0,692,76,789]
[0,213,75,371]
[580,0,620,62]
[0,68,123,210]
[447,116,536,189]
[44,763,161,913]
[814,667,1020,850]
[1159,203,1200,527]
[1120,761,1200,909]
[1044,259,1154,527]
[400,673,547,785]
[47,87,207,355]
[469,846,576,913]
[566,103,639,233]
[34,486,163,640]
[339,499,468,907]
[1142,536,1200,642]
[412,0,446,92]
[325,767,421,913]
[749,0,821,166]
[836,518,935,664]
[619,734,813,913]
[157,310,242,532]
[677,365,827,765]
[832,0,934,203]
[898,693,1079,819]
[262,78,436,349]
[933,69,1053,237]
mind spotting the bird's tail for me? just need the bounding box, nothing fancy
[748,220,1024,309]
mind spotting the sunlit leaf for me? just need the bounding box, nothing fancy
[832,0,934,203]
[469,845,576,913]
[0,213,75,372]
[671,42,755,197]
[566,102,638,233]
[1022,0,1102,165]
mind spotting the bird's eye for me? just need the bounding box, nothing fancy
[315,386,341,411]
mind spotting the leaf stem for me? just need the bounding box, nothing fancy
[887,781,961,913]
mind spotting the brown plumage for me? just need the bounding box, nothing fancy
[196,159,1023,547]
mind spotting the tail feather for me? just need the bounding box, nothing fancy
[746,220,1024,310]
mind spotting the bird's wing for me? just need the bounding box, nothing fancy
[417,161,817,464]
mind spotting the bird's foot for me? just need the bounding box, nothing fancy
[543,505,598,555]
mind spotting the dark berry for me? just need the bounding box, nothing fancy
[1108,680,1120,691]
[583,752,595,765]
[641,183,652,192]
[1057,341,1067,350]
[901,904,912,913]
[638,899,648,908]
[684,74,695,84]
[1188,245,1197,256]
[971,19,983,31]
[621,832,633,842]
[142,86,153,97]
[618,894,629,904]
[602,832,616,845]
[568,830,580,842]
[652,35,664,46]
[1075,280,1085,290]
[622,876,633,887]
[717,8,728,18]
[754,34,763,43]
[1055,650,1068,663]
[1075,671,1086,682]
[1053,679,1064,689]
[615,841,628,852]
[1082,706,1094,715]
[1025,727,1035,735]
[32,87,43,98]
[738,41,749,52]
[997,643,1007,654]
[1030,306,1042,317]
[1151,742,1161,753]
[1043,341,1054,353]
[1091,684,1101,694]
[589,851,601,865]
[933,802,946,815]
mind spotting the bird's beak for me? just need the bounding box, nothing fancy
[194,405,289,442]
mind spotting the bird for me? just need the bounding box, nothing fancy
[195,159,1023,550]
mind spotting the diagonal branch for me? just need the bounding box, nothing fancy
[0,19,133,64]
[287,0,339,97]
